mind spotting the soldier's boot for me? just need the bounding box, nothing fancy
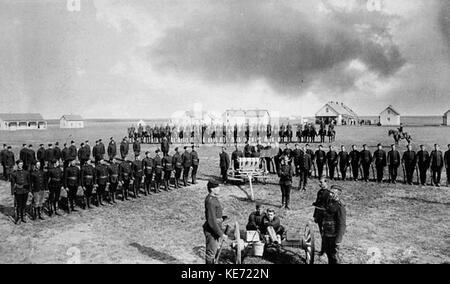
[21,211,26,223]
[285,196,290,210]
[111,192,117,204]
[281,196,285,208]
[183,176,187,187]
[98,194,104,206]
[143,183,148,196]
[14,210,20,224]
[53,203,60,216]
[38,208,44,220]
[86,196,91,209]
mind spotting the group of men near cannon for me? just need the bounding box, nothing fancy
[126,121,336,146]
[1,137,200,225]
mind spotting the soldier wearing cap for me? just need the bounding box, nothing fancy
[0,144,7,180]
[81,159,96,209]
[388,144,401,183]
[360,144,372,182]
[133,138,141,158]
[278,155,294,209]
[4,146,15,181]
[30,161,47,220]
[107,158,120,203]
[161,136,170,156]
[153,149,163,192]
[338,145,350,181]
[203,180,227,264]
[402,144,416,185]
[37,144,46,170]
[78,143,88,166]
[326,145,338,180]
[219,147,230,184]
[182,146,192,186]
[120,137,129,160]
[313,178,328,254]
[373,144,387,183]
[246,202,266,231]
[108,137,117,161]
[47,159,63,216]
[10,160,30,224]
[93,140,103,165]
[99,139,106,159]
[319,185,346,264]
[349,145,360,181]
[96,159,110,204]
[64,160,80,212]
[118,158,132,200]
[20,144,30,171]
[299,145,312,191]
[61,143,70,169]
[162,151,173,190]
[191,145,199,184]
[68,141,78,162]
[231,144,244,172]
[315,145,326,179]
[27,144,36,171]
[172,147,183,188]
[54,142,62,162]
[131,154,143,198]
[45,144,55,168]
[430,144,444,187]
[445,144,450,186]
[417,145,430,186]
[143,151,154,194]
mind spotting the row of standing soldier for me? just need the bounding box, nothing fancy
[127,122,336,145]
[2,138,200,225]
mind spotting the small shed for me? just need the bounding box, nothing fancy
[379,105,401,126]
[60,115,84,128]
[444,109,450,126]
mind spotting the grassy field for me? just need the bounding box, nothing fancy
[0,124,449,264]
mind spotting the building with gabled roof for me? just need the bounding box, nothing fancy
[0,113,47,131]
[444,109,450,126]
[379,105,401,126]
[315,102,358,125]
[60,114,84,128]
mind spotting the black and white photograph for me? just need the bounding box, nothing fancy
[0,0,449,267]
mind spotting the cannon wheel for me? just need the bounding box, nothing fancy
[234,221,242,264]
[304,223,315,264]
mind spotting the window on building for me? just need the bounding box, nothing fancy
[326,108,329,113]
[387,117,391,122]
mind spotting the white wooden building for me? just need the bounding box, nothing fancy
[444,109,450,126]
[379,105,401,126]
[315,102,358,125]
[60,115,84,128]
[0,113,47,131]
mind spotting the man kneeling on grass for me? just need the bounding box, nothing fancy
[262,209,286,244]
[246,202,265,231]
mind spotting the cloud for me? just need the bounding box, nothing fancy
[149,0,406,96]
[438,0,450,53]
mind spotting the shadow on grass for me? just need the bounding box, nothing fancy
[230,195,280,208]
[399,197,450,206]
[130,242,180,264]
[0,204,15,218]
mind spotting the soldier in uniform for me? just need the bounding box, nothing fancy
[0,144,7,180]
[231,144,244,172]
[120,137,129,160]
[191,145,200,184]
[27,144,36,172]
[93,140,103,165]
[246,202,266,231]
[445,144,450,186]
[219,147,230,184]
[244,142,252,158]
[430,144,444,187]
[4,146,15,181]
[203,180,227,264]
[37,144,46,170]
[133,138,141,158]
[78,143,90,166]
[143,151,154,194]
[108,137,117,161]
[261,209,286,241]
[64,160,80,212]
[326,146,338,180]
[318,185,346,264]
[360,145,372,182]
[45,144,55,168]
[305,144,315,177]
[154,149,163,192]
[131,155,143,197]
[104,159,118,203]
[20,144,29,171]
[84,141,91,162]
[278,155,294,209]
[161,136,170,156]
[292,144,301,176]
[172,147,183,188]
[119,158,132,200]
[417,145,430,186]
[96,159,111,203]
[387,144,401,183]
[68,141,78,163]
[54,142,62,162]
[373,144,387,183]
[299,145,312,191]
[337,146,350,181]
[162,151,173,190]
[402,144,417,185]
[81,160,96,209]
[47,159,63,216]
[315,145,326,179]
[233,124,238,144]
[10,160,30,224]
[181,146,192,186]
[30,161,47,220]
[349,145,360,181]
[61,143,70,169]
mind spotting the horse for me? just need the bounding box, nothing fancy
[327,129,336,142]
[389,129,412,145]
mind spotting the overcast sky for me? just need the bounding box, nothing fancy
[0,0,449,118]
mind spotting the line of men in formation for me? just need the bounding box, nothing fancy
[220,142,450,189]
[128,121,334,145]
[1,137,200,224]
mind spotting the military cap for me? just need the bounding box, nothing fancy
[64,143,67,147]
[28,144,33,147]
[330,185,344,192]
[191,144,195,149]
[318,145,323,148]
[110,137,113,140]
[22,144,27,147]
[377,143,382,147]
[85,140,89,143]
[99,139,103,142]
[55,142,59,145]
[16,160,23,165]
[145,151,150,155]
[48,144,53,147]
[207,179,219,190]
[184,146,188,150]
[363,144,367,147]
[255,202,262,209]
[3,144,6,147]
[155,149,160,153]
[39,144,44,147]
[81,143,85,147]
[175,147,178,151]
[71,140,75,144]
[7,146,12,149]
